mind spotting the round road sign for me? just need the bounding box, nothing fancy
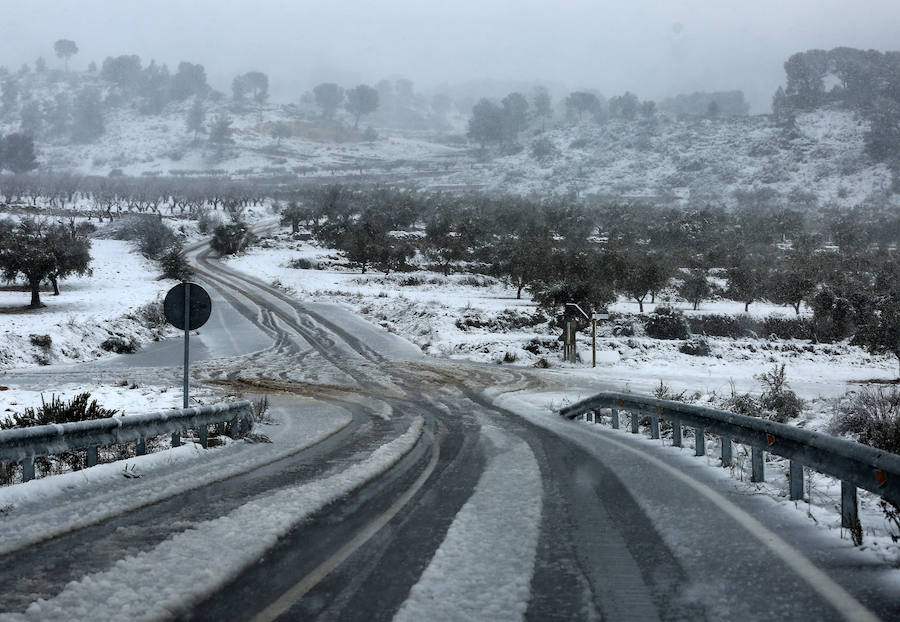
[163,282,212,330]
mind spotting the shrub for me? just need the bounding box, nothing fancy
[133,300,167,328]
[159,242,193,280]
[530,137,557,161]
[29,334,52,348]
[722,392,764,418]
[197,209,220,234]
[830,385,900,454]
[757,364,804,422]
[105,214,176,259]
[687,314,758,339]
[211,222,256,255]
[0,392,118,429]
[762,316,813,340]
[680,337,711,356]
[287,257,314,269]
[644,305,690,340]
[100,335,139,354]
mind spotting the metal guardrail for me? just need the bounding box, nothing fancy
[561,392,900,529]
[0,401,254,482]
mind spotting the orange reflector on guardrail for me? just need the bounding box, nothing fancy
[875,470,887,487]
[766,434,776,446]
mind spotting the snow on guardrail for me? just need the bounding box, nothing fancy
[0,401,253,482]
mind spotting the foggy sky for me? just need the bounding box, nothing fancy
[3,0,900,112]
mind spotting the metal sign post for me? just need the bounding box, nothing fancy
[592,313,609,369]
[183,283,190,409]
[163,282,212,446]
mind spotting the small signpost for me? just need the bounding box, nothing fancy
[591,312,609,368]
[163,282,212,436]
[562,303,589,364]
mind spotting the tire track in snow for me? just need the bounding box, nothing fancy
[393,425,542,622]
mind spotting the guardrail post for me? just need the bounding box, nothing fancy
[841,481,858,529]
[198,425,208,449]
[216,422,226,436]
[721,437,732,467]
[789,461,804,500]
[751,447,765,482]
[611,408,619,429]
[136,437,147,456]
[672,420,682,447]
[631,410,639,434]
[650,413,660,440]
[171,432,181,448]
[22,454,35,482]
[694,427,705,456]
[87,446,99,467]
[231,415,240,439]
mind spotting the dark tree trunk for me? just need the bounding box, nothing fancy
[745,300,751,313]
[793,301,801,315]
[29,279,42,309]
[50,275,60,296]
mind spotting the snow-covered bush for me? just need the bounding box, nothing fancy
[643,305,690,340]
[0,393,118,430]
[687,314,757,338]
[679,337,711,356]
[830,385,900,454]
[757,364,804,422]
[100,335,139,354]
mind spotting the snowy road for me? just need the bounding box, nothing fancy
[1,241,898,621]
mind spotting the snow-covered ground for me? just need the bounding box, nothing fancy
[0,238,176,371]
[226,228,897,418]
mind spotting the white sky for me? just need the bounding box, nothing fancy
[2,0,899,112]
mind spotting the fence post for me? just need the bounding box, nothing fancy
[789,461,804,501]
[672,420,682,447]
[721,437,732,467]
[751,447,765,482]
[841,481,858,529]
[87,446,99,468]
[650,413,660,440]
[136,437,147,456]
[171,432,181,448]
[611,408,620,429]
[22,454,35,482]
[695,427,706,456]
[631,410,639,434]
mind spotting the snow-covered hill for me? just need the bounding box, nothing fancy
[2,70,896,210]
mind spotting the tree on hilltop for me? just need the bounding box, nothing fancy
[54,39,78,72]
[186,96,206,141]
[313,83,344,120]
[565,91,600,121]
[345,84,379,129]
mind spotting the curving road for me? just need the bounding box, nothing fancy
[0,236,898,621]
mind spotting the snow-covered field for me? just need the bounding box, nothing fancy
[0,238,176,372]
[227,228,897,420]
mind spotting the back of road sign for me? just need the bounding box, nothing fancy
[163,282,212,330]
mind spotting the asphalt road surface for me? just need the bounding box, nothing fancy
[0,238,898,622]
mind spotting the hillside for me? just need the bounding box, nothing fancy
[2,84,895,213]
